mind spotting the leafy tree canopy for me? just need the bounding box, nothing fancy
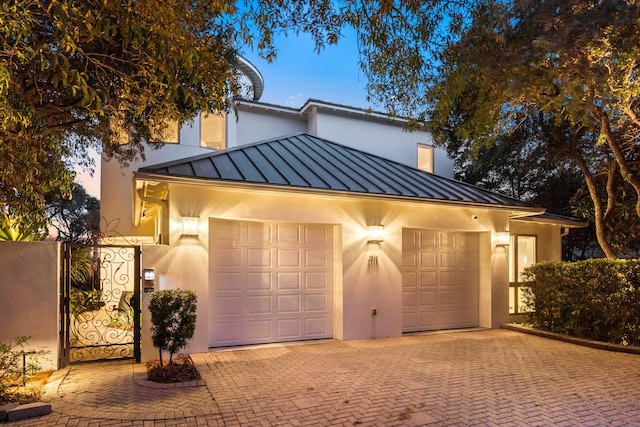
[1,0,241,224]
[47,183,100,243]
[425,0,640,258]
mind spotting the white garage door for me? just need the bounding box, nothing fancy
[402,229,479,332]
[210,219,334,347]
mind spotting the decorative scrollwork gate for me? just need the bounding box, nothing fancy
[61,244,141,364]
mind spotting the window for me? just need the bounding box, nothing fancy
[509,235,536,314]
[417,144,434,173]
[201,113,226,149]
[109,113,129,145]
[156,120,179,143]
[109,116,179,144]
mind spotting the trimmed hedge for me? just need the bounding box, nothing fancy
[522,259,640,346]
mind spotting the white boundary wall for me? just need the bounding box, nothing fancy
[0,241,61,371]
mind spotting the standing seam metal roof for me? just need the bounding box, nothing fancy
[138,133,536,208]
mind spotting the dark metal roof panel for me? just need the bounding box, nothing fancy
[227,150,267,182]
[166,163,195,177]
[278,136,356,191]
[191,158,220,179]
[138,133,533,208]
[255,144,310,187]
[316,139,419,196]
[243,146,289,185]
[211,155,244,181]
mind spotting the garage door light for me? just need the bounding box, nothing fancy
[367,225,385,243]
[181,216,199,236]
[495,231,510,246]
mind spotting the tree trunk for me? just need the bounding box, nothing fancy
[570,152,618,260]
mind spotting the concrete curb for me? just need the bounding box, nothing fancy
[502,323,640,355]
[0,403,19,421]
[3,402,52,421]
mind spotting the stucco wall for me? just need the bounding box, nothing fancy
[0,242,61,370]
[231,108,307,145]
[136,183,520,347]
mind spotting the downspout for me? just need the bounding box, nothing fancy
[132,179,169,245]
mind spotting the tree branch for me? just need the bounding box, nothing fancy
[595,105,640,217]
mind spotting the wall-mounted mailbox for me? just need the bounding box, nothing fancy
[143,268,156,292]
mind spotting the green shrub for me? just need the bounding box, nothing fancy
[522,259,640,346]
[148,289,197,366]
[69,288,103,317]
[0,337,47,393]
[70,246,97,290]
[0,212,45,241]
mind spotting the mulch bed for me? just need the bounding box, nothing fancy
[0,371,52,405]
[145,356,201,383]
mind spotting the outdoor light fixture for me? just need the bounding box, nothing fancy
[367,225,385,243]
[143,268,156,292]
[143,269,155,281]
[495,231,510,246]
[181,216,199,236]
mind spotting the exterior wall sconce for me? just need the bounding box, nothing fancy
[143,268,156,292]
[181,216,199,236]
[367,225,385,243]
[495,231,510,246]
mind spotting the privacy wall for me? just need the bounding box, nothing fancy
[0,242,61,370]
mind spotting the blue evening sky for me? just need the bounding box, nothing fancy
[241,30,372,109]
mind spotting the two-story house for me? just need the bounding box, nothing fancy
[100,56,583,355]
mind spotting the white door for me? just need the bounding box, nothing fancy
[210,219,334,347]
[402,229,479,332]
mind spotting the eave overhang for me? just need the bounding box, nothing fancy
[511,212,588,228]
[132,171,546,221]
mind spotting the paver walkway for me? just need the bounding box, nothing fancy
[4,329,640,426]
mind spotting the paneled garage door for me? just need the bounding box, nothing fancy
[402,229,479,332]
[209,219,334,347]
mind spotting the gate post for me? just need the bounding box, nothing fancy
[59,243,71,368]
[134,246,141,363]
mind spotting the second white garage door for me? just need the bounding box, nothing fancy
[402,229,479,332]
[209,219,334,347]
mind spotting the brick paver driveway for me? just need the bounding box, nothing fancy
[195,329,640,426]
[6,329,640,426]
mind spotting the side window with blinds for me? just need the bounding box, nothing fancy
[157,120,179,143]
[417,144,434,173]
[109,115,178,145]
[201,113,226,149]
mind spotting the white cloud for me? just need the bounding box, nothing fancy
[284,93,304,107]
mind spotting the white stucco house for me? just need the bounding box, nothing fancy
[101,57,583,355]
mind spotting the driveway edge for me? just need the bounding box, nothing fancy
[502,323,640,355]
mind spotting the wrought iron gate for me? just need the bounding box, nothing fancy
[61,244,141,365]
